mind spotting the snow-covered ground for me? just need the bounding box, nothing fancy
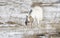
[0,0,59,38]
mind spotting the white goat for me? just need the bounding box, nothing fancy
[25,6,43,26]
[30,6,43,25]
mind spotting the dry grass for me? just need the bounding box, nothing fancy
[5,21,17,24]
[0,22,3,24]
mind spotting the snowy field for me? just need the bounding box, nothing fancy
[0,0,60,38]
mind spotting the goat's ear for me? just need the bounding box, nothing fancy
[30,10,32,13]
[29,10,32,14]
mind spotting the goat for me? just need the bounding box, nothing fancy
[25,6,43,26]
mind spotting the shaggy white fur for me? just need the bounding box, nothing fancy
[31,6,43,25]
